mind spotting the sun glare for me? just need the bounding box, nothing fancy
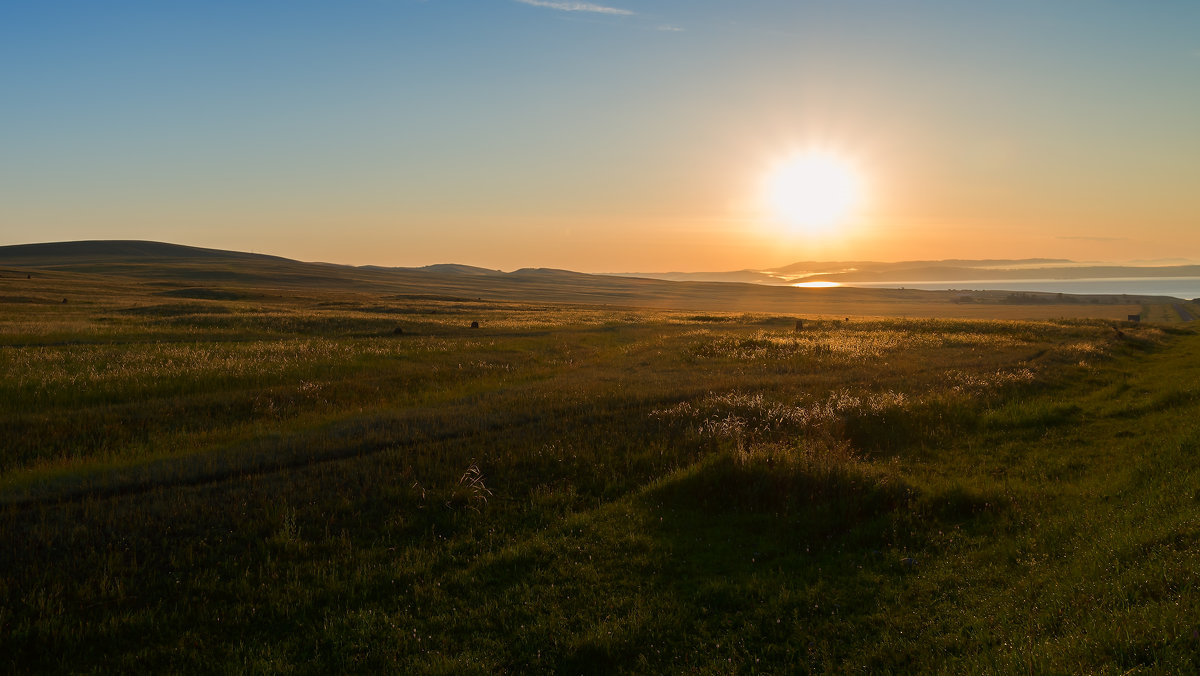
[764,151,864,233]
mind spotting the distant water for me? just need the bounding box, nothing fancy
[851,277,1200,300]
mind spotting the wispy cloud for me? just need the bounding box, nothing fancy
[514,0,633,16]
[656,24,685,32]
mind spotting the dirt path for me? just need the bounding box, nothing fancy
[1173,303,1195,322]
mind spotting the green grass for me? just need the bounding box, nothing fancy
[2,270,1199,673]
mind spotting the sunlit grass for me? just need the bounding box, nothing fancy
[1,269,1198,672]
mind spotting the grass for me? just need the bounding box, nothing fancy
[1,266,1199,672]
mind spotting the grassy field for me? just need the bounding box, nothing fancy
[2,264,1199,673]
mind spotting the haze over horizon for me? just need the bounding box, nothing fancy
[3,1,1199,273]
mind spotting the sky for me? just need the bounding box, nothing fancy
[2,1,1199,272]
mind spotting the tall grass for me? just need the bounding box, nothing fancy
[1,278,1196,673]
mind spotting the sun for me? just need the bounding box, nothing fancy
[764,150,864,233]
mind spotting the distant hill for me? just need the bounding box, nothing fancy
[799,262,1200,284]
[362,263,505,277]
[606,270,781,284]
[0,240,373,290]
[609,258,1200,285]
[771,258,1074,276]
[1,240,1190,313]
[0,240,965,312]
[0,240,289,265]
[415,264,504,276]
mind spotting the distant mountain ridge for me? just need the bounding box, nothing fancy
[612,259,1200,285]
[362,263,505,277]
[0,240,290,264]
[2,241,1195,301]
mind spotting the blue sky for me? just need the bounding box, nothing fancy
[3,1,1198,270]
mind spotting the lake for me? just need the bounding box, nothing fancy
[850,277,1200,299]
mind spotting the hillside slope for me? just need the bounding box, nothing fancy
[0,240,1177,319]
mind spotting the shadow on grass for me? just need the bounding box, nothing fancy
[543,446,1012,672]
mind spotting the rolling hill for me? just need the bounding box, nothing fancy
[0,240,1187,319]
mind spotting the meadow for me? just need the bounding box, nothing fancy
[2,266,1199,673]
